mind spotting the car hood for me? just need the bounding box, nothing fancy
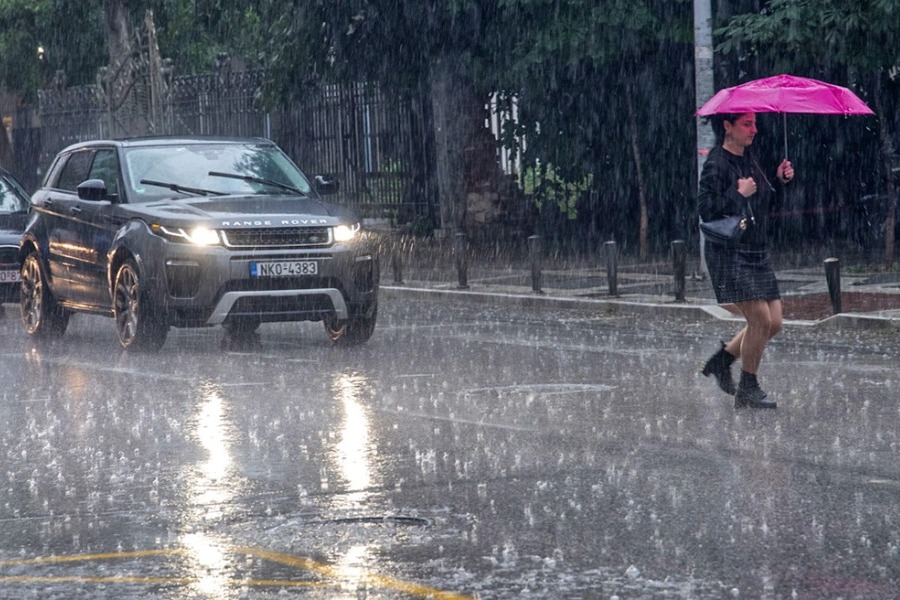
[126,194,358,227]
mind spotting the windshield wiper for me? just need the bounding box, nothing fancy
[208,171,306,196]
[140,179,226,197]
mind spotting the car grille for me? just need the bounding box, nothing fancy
[222,227,332,248]
[0,245,18,266]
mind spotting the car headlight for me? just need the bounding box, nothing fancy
[152,224,222,246]
[333,223,360,242]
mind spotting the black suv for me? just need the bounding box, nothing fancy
[1,168,32,304]
[19,137,379,350]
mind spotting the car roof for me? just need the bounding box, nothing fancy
[57,136,277,153]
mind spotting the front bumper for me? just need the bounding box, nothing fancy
[205,288,348,324]
[142,236,379,328]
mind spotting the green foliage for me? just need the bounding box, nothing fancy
[259,1,499,102]
[521,163,593,220]
[153,0,266,74]
[0,0,105,101]
[717,0,900,74]
[0,0,266,100]
[488,0,694,187]
[256,0,696,250]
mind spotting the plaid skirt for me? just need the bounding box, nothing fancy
[704,241,781,304]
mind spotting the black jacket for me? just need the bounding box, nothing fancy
[697,145,778,246]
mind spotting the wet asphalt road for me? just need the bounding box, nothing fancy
[0,298,899,599]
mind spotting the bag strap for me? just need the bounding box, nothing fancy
[743,194,755,225]
[729,155,759,226]
[750,155,775,192]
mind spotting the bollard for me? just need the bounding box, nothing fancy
[671,240,686,302]
[824,257,842,314]
[391,237,404,285]
[604,240,618,296]
[454,231,469,289]
[528,234,543,294]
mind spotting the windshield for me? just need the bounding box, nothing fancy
[0,175,29,213]
[122,142,313,202]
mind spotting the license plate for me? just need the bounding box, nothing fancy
[0,269,20,284]
[250,260,318,277]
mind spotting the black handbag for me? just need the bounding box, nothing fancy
[700,198,755,246]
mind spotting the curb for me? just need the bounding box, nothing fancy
[380,285,900,331]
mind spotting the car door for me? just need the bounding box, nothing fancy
[73,148,123,307]
[34,149,93,302]
[39,147,122,307]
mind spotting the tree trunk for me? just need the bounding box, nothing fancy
[103,0,132,69]
[627,92,649,261]
[100,0,133,137]
[873,76,896,270]
[429,51,480,234]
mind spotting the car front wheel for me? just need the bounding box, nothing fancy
[113,259,168,352]
[19,252,70,339]
[323,300,377,346]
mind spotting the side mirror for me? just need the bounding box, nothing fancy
[77,179,108,201]
[314,175,340,195]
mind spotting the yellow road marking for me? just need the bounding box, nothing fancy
[0,548,187,567]
[238,547,473,600]
[0,575,328,588]
[0,546,474,599]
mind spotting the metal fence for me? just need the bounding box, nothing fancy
[27,69,436,223]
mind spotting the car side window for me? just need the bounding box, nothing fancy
[88,149,119,199]
[55,150,94,193]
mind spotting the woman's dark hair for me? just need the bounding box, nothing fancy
[704,113,744,144]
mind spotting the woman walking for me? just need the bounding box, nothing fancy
[698,112,794,409]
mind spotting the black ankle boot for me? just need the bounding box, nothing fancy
[701,341,737,395]
[734,371,776,409]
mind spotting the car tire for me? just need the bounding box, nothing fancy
[113,258,168,352]
[324,299,377,346]
[19,252,70,339]
[223,317,261,336]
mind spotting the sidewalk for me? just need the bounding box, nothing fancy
[377,237,900,330]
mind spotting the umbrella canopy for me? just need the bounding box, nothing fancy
[696,74,874,158]
[696,74,874,117]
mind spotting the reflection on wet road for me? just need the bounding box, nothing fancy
[1,300,899,598]
[180,382,239,598]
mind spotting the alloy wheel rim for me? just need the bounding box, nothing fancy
[115,267,140,344]
[325,317,347,341]
[21,258,42,330]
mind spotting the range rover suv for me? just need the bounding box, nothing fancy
[19,136,379,351]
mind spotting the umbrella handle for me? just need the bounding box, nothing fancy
[783,113,788,160]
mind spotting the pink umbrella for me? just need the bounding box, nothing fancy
[696,74,874,158]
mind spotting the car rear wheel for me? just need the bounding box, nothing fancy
[19,252,70,339]
[114,259,168,352]
[323,300,377,346]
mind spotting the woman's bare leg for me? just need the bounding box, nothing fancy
[734,298,782,373]
[724,326,745,358]
[724,298,782,363]
[767,298,783,340]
